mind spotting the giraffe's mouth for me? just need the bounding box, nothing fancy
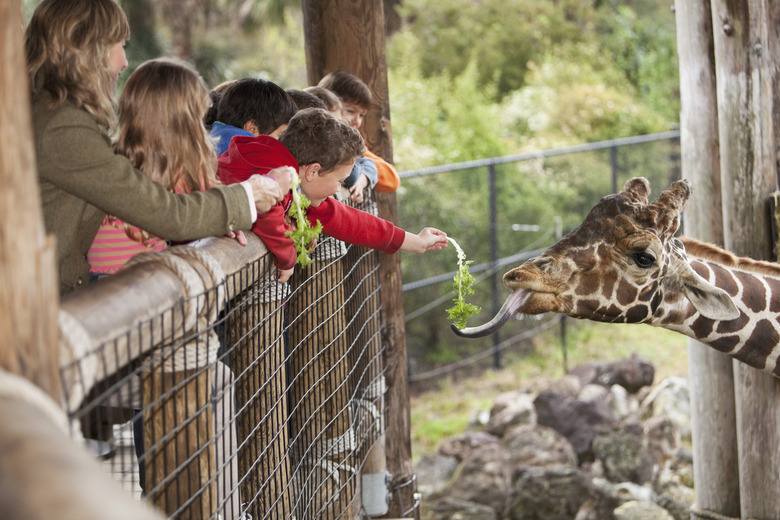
[451,289,531,338]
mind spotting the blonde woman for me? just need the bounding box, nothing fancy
[25,0,291,295]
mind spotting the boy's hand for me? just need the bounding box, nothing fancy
[400,227,449,253]
[348,174,369,204]
[419,227,449,251]
[277,267,294,284]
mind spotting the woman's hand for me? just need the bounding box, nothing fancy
[225,230,247,246]
[247,166,294,214]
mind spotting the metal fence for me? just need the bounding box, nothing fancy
[398,130,682,380]
[59,193,404,520]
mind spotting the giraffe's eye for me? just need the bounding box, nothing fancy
[631,251,656,269]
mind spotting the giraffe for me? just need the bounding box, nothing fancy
[453,176,780,377]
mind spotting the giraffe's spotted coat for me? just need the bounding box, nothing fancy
[496,176,780,377]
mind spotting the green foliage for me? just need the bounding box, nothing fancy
[388,35,506,170]
[445,238,481,329]
[395,0,590,98]
[285,173,322,266]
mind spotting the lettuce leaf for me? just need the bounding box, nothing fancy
[284,172,323,266]
[446,237,482,328]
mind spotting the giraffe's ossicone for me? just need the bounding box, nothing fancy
[454,177,780,377]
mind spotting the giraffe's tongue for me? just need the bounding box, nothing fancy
[451,289,530,338]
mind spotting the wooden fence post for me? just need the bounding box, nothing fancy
[139,261,218,519]
[226,274,294,519]
[711,0,780,517]
[302,1,415,515]
[287,244,357,518]
[674,0,741,515]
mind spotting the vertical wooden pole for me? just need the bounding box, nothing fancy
[0,0,60,402]
[227,294,293,519]
[711,0,780,517]
[342,222,389,516]
[674,0,741,515]
[142,367,215,519]
[302,2,415,515]
[288,259,355,518]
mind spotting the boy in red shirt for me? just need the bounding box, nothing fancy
[218,107,447,282]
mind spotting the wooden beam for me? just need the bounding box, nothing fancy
[711,0,780,517]
[674,0,741,515]
[0,0,60,402]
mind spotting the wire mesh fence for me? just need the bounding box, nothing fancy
[59,193,395,520]
[398,131,682,382]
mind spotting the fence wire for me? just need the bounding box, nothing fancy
[61,193,397,520]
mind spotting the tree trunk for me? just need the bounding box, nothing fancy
[711,0,780,517]
[302,2,415,515]
[674,0,741,515]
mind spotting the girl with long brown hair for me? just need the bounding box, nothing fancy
[87,58,232,274]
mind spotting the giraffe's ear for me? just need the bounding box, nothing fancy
[679,267,741,321]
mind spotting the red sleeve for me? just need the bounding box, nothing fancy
[306,198,406,253]
[252,194,297,270]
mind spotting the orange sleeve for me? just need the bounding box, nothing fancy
[365,149,400,192]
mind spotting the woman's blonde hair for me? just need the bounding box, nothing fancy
[24,0,130,132]
[113,58,218,243]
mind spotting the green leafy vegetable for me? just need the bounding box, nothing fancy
[285,172,323,266]
[446,237,481,328]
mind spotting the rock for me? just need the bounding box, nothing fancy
[439,431,500,462]
[415,452,460,497]
[505,466,620,520]
[568,357,655,393]
[534,390,617,463]
[639,377,691,440]
[486,392,536,437]
[578,383,610,404]
[653,484,695,520]
[644,415,680,475]
[442,443,511,509]
[592,421,655,485]
[427,496,499,520]
[546,375,583,396]
[490,390,530,416]
[502,423,578,468]
[613,500,674,520]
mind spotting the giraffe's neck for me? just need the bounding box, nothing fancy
[654,241,780,376]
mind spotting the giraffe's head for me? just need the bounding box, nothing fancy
[453,177,739,337]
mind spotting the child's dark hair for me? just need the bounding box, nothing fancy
[279,108,365,173]
[285,88,327,111]
[316,71,372,109]
[216,78,298,135]
[203,89,222,130]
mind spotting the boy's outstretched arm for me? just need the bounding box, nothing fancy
[400,227,448,253]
